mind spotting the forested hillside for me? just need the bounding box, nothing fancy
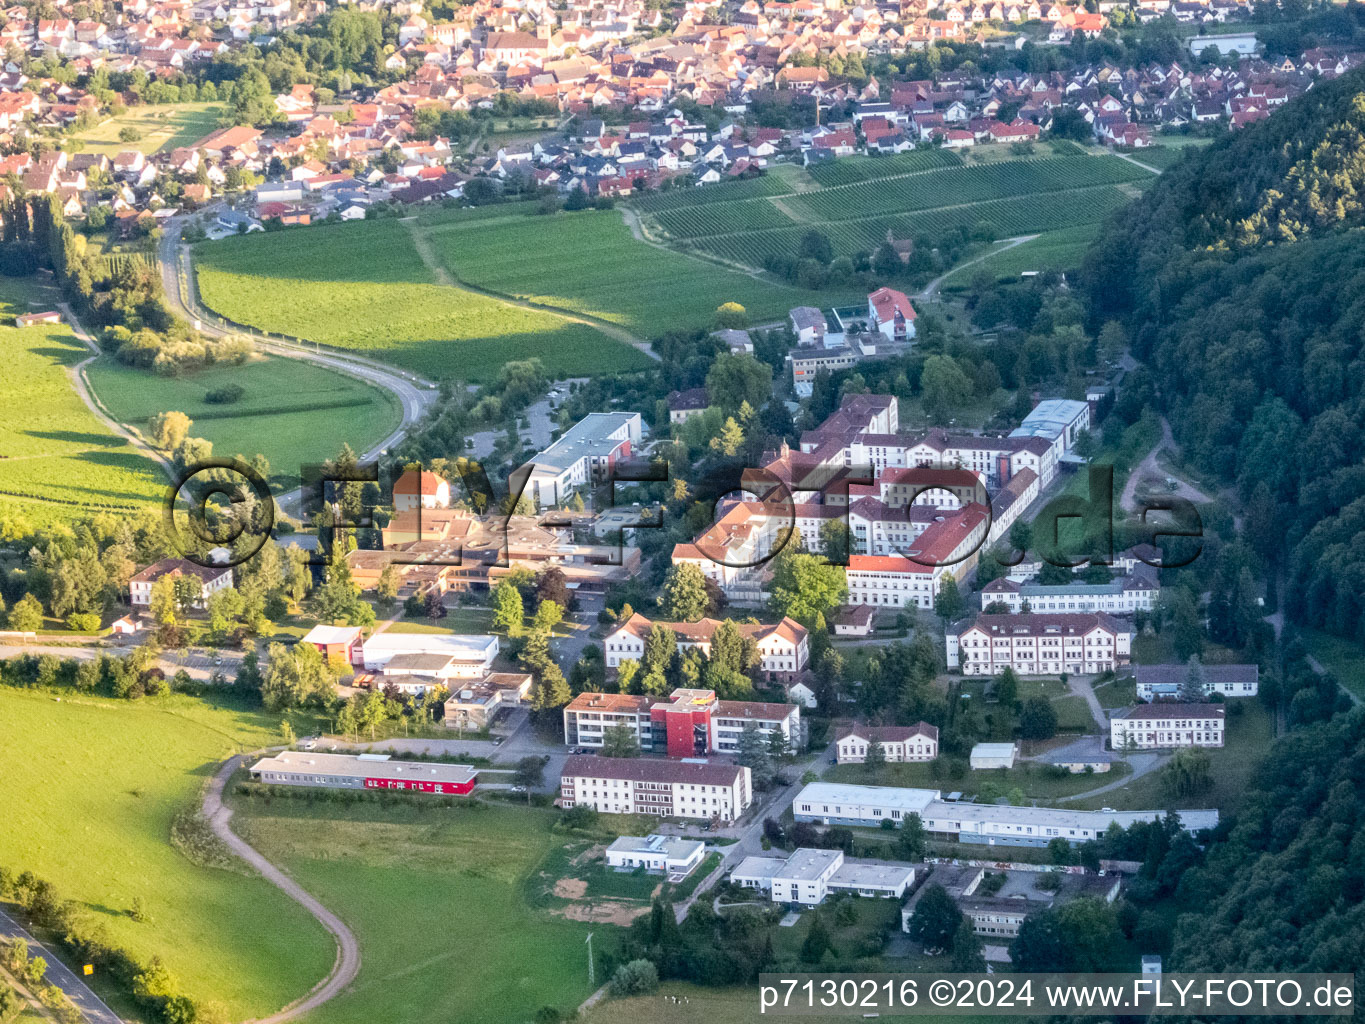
[1084,67,1365,640]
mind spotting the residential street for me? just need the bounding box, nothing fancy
[0,907,123,1024]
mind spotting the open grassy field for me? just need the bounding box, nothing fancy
[70,103,225,158]
[584,983,1001,1024]
[825,756,1128,801]
[0,277,164,525]
[85,353,401,491]
[0,687,334,1020]
[1299,627,1365,702]
[630,149,1154,270]
[193,218,655,381]
[946,223,1102,282]
[421,209,846,332]
[230,800,601,1024]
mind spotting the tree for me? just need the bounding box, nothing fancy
[709,417,745,456]
[1161,748,1213,799]
[934,576,965,621]
[800,912,836,963]
[535,568,570,610]
[376,564,399,607]
[920,355,974,423]
[491,579,524,635]
[148,410,192,451]
[864,736,887,774]
[531,599,562,636]
[513,756,544,803]
[1018,696,1058,740]
[896,811,927,861]
[950,917,986,972]
[995,666,1020,708]
[658,562,709,621]
[819,519,850,564]
[769,550,847,625]
[609,960,659,997]
[6,593,42,632]
[1178,655,1208,702]
[705,353,772,415]
[642,623,677,675]
[798,229,833,265]
[715,302,748,329]
[600,721,641,757]
[260,641,332,712]
[736,722,776,789]
[907,883,961,952]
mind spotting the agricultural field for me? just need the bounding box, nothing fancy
[422,210,844,333]
[0,277,164,526]
[193,218,654,381]
[230,799,602,1024]
[0,687,334,1020]
[631,150,1154,271]
[943,223,1102,283]
[584,984,1000,1024]
[69,102,225,158]
[85,354,401,491]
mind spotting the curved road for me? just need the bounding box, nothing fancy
[203,756,361,1024]
[156,218,437,516]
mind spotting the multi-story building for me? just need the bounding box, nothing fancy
[834,723,939,763]
[1008,398,1092,455]
[129,559,233,607]
[605,834,706,875]
[946,613,1132,675]
[731,847,916,905]
[557,755,752,822]
[979,568,1159,615]
[248,751,477,795]
[1110,703,1226,749]
[392,468,450,511]
[845,502,990,609]
[1135,663,1259,701]
[441,672,532,731]
[561,687,801,755]
[519,412,643,508]
[602,613,808,682]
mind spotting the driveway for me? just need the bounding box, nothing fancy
[0,908,123,1024]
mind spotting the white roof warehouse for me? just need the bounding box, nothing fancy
[249,751,478,796]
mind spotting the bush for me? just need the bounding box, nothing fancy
[609,959,658,997]
[203,384,245,404]
[169,806,240,872]
[65,613,101,632]
[559,804,600,830]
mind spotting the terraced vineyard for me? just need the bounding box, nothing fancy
[630,150,1155,271]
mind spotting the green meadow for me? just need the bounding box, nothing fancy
[0,688,334,1019]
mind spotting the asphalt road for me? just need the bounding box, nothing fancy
[0,907,124,1024]
[202,757,361,1024]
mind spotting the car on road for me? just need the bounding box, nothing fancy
[301,737,318,750]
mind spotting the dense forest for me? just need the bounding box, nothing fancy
[1085,65,1365,640]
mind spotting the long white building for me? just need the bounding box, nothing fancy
[558,754,752,822]
[946,612,1132,675]
[1110,703,1226,749]
[519,412,642,509]
[1135,663,1259,701]
[980,569,1159,616]
[731,848,916,905]
[360,632,499,683]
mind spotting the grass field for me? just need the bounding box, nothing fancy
[424,210,844,333]
[70,103,224,158]
[585,984,1002,1024]
[1300,628,1365,702]
[0,277,164,525]
[945,223,1102,282]
[631,149,1154,270]
[825,756,1127,801]
[0,688,334,1020]
[231,800,600,1024]
[85,354,401,490]
[193,218,655,381]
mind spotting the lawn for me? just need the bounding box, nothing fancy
[944,224,1102,282]
[1070,699,1273,814]
[193,218,654,381]
[230,800,601,1024]
[69,103,225,158]
[0,687,334,1020]
[85,353,402,491]
[422,209,847,332]
[1299,628,1365,702]
[0,277,165,526]
[584,983,1002,1024]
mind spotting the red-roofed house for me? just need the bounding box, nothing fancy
[867,286,916,342]
[393,469,451,511]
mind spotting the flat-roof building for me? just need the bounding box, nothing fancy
[732,848,916,905]
[361,633,498,683]
[520,412,643,509]
[792,782,939,827]
[605,834,706,877]
[558,754,752,823]
[248,751,477,795]
[970,742,1019,770]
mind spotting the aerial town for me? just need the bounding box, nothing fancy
[0,0,1361,1018]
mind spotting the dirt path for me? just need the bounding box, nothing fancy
[1056,752,1167,803]
[769,196,813,224]
[916,234,1039,301]
[57,301,175,479]
[203,756,361,1024]
[1110,150,1162,175]
[402,219,660,363]
[1119,415,1214,512]
[1067,673,1110,734]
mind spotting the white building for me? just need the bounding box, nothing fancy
[1110,703,1225,750]
[129,559,233,607]
[969,742,1018,770]
[558,754,752,822]
[947,613,1132,676]
[792,782,939,827]
[732,848,916,905]
[603,613,808,682]
[392,469,450,511]
[561,687,801,756]
[834,723,938,764]
[980,570,1158,616]
[845,503,990,610]
[919,800,1219,848]
[1135,664,1258,701]
[360,633,498,681]
[605,834,706,875]
[1008,398,1091,455]
[520,412,643,509]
